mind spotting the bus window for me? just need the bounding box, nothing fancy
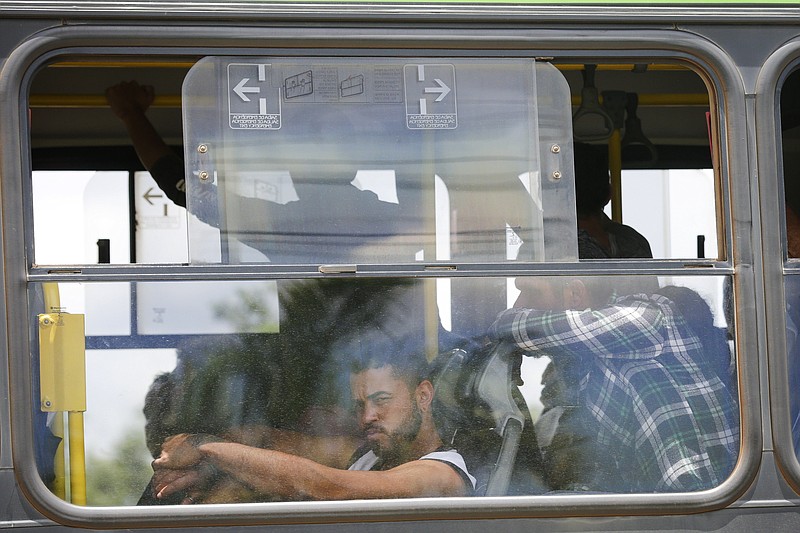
[28,60,718,267]
[559,64,718,261]
[780,66,800,461]
[618,168,718,259]
[22,48,739,521]
[31,274,738,504]
[32,171,132,264]
[29,60,191,266]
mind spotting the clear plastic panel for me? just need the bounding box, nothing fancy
[183,58,577,265]
[31,275,738,504]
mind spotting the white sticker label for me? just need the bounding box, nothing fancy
[404,64,457,129]
[228,63,282,129]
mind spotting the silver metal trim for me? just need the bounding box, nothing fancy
[2,2,800,23]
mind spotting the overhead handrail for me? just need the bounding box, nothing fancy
[571,93,709,107]
[622,93,659,164]
[29,94,179,108]
[572,64,615,142]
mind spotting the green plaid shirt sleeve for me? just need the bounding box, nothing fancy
[492,293,739,492]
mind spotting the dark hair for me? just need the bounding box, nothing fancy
[573,142,611,215]
[347,328,431,390]
[142,372,178,457]
[655,285,733,383]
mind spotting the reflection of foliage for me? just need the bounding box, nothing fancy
[144,279,415,456]
[86,429,152,506]
[213,289,278,333]
[181,335,284,433]
[271,278,416,421]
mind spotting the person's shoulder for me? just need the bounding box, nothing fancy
[610,292,668,325]
[577,229,611,259]
[603,217,644,240]
[607,223,652,258]
[419,447,477,492]
[596,213,652,258]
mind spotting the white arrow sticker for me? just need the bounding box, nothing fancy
[405,63,457,129]
[233,78,261,102]
[425,79,451,102]
[228,63,281,129]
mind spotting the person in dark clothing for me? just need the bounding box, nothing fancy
[573,143,653,260]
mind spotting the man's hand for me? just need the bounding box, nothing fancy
[154,433,205,470]
[104,80,175,171]
[105,81,155,121]
[152,466,204,502]
[152,433,226,502]
[156,433,226,469]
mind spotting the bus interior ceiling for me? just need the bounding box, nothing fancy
[28,59,713,172]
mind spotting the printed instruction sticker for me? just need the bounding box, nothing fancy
[404,64,457,129]
[228,63,282,129]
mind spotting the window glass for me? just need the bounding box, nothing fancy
[560,63,718,261]
[182,57,578,265]
[33,171,131,264]
[28,59,718,267]
[788,274,800,458]
[32,275,739,504]
[781,66,800,459]
[134,171,191,263]
[25,53,733,516]
[618,169,718,259]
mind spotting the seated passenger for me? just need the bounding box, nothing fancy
[524,145,657,490]
[573,143,652,260]
[491,277,739,492]
[149,347,476,502]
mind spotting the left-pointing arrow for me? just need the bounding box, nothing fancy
[234,78,261,102]
[143,187,163,205]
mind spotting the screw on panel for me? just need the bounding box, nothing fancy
[198,144,208,154]
[550,144,561,154]
[199,171,210,181]
[552,170,562,180]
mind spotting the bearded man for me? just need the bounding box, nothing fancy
[150,349,475,502]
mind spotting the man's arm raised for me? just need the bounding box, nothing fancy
[105,81,174,170]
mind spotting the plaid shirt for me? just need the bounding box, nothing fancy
[492,292,739,492]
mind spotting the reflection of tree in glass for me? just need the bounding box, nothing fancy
[143,279,418,459]
[86,429,152,506]
[212,289,278,333]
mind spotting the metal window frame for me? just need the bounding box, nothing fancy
[755,40,800,496]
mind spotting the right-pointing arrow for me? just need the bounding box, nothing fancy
[425,78,451,102]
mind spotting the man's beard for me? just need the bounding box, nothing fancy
[366,404,423,461]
